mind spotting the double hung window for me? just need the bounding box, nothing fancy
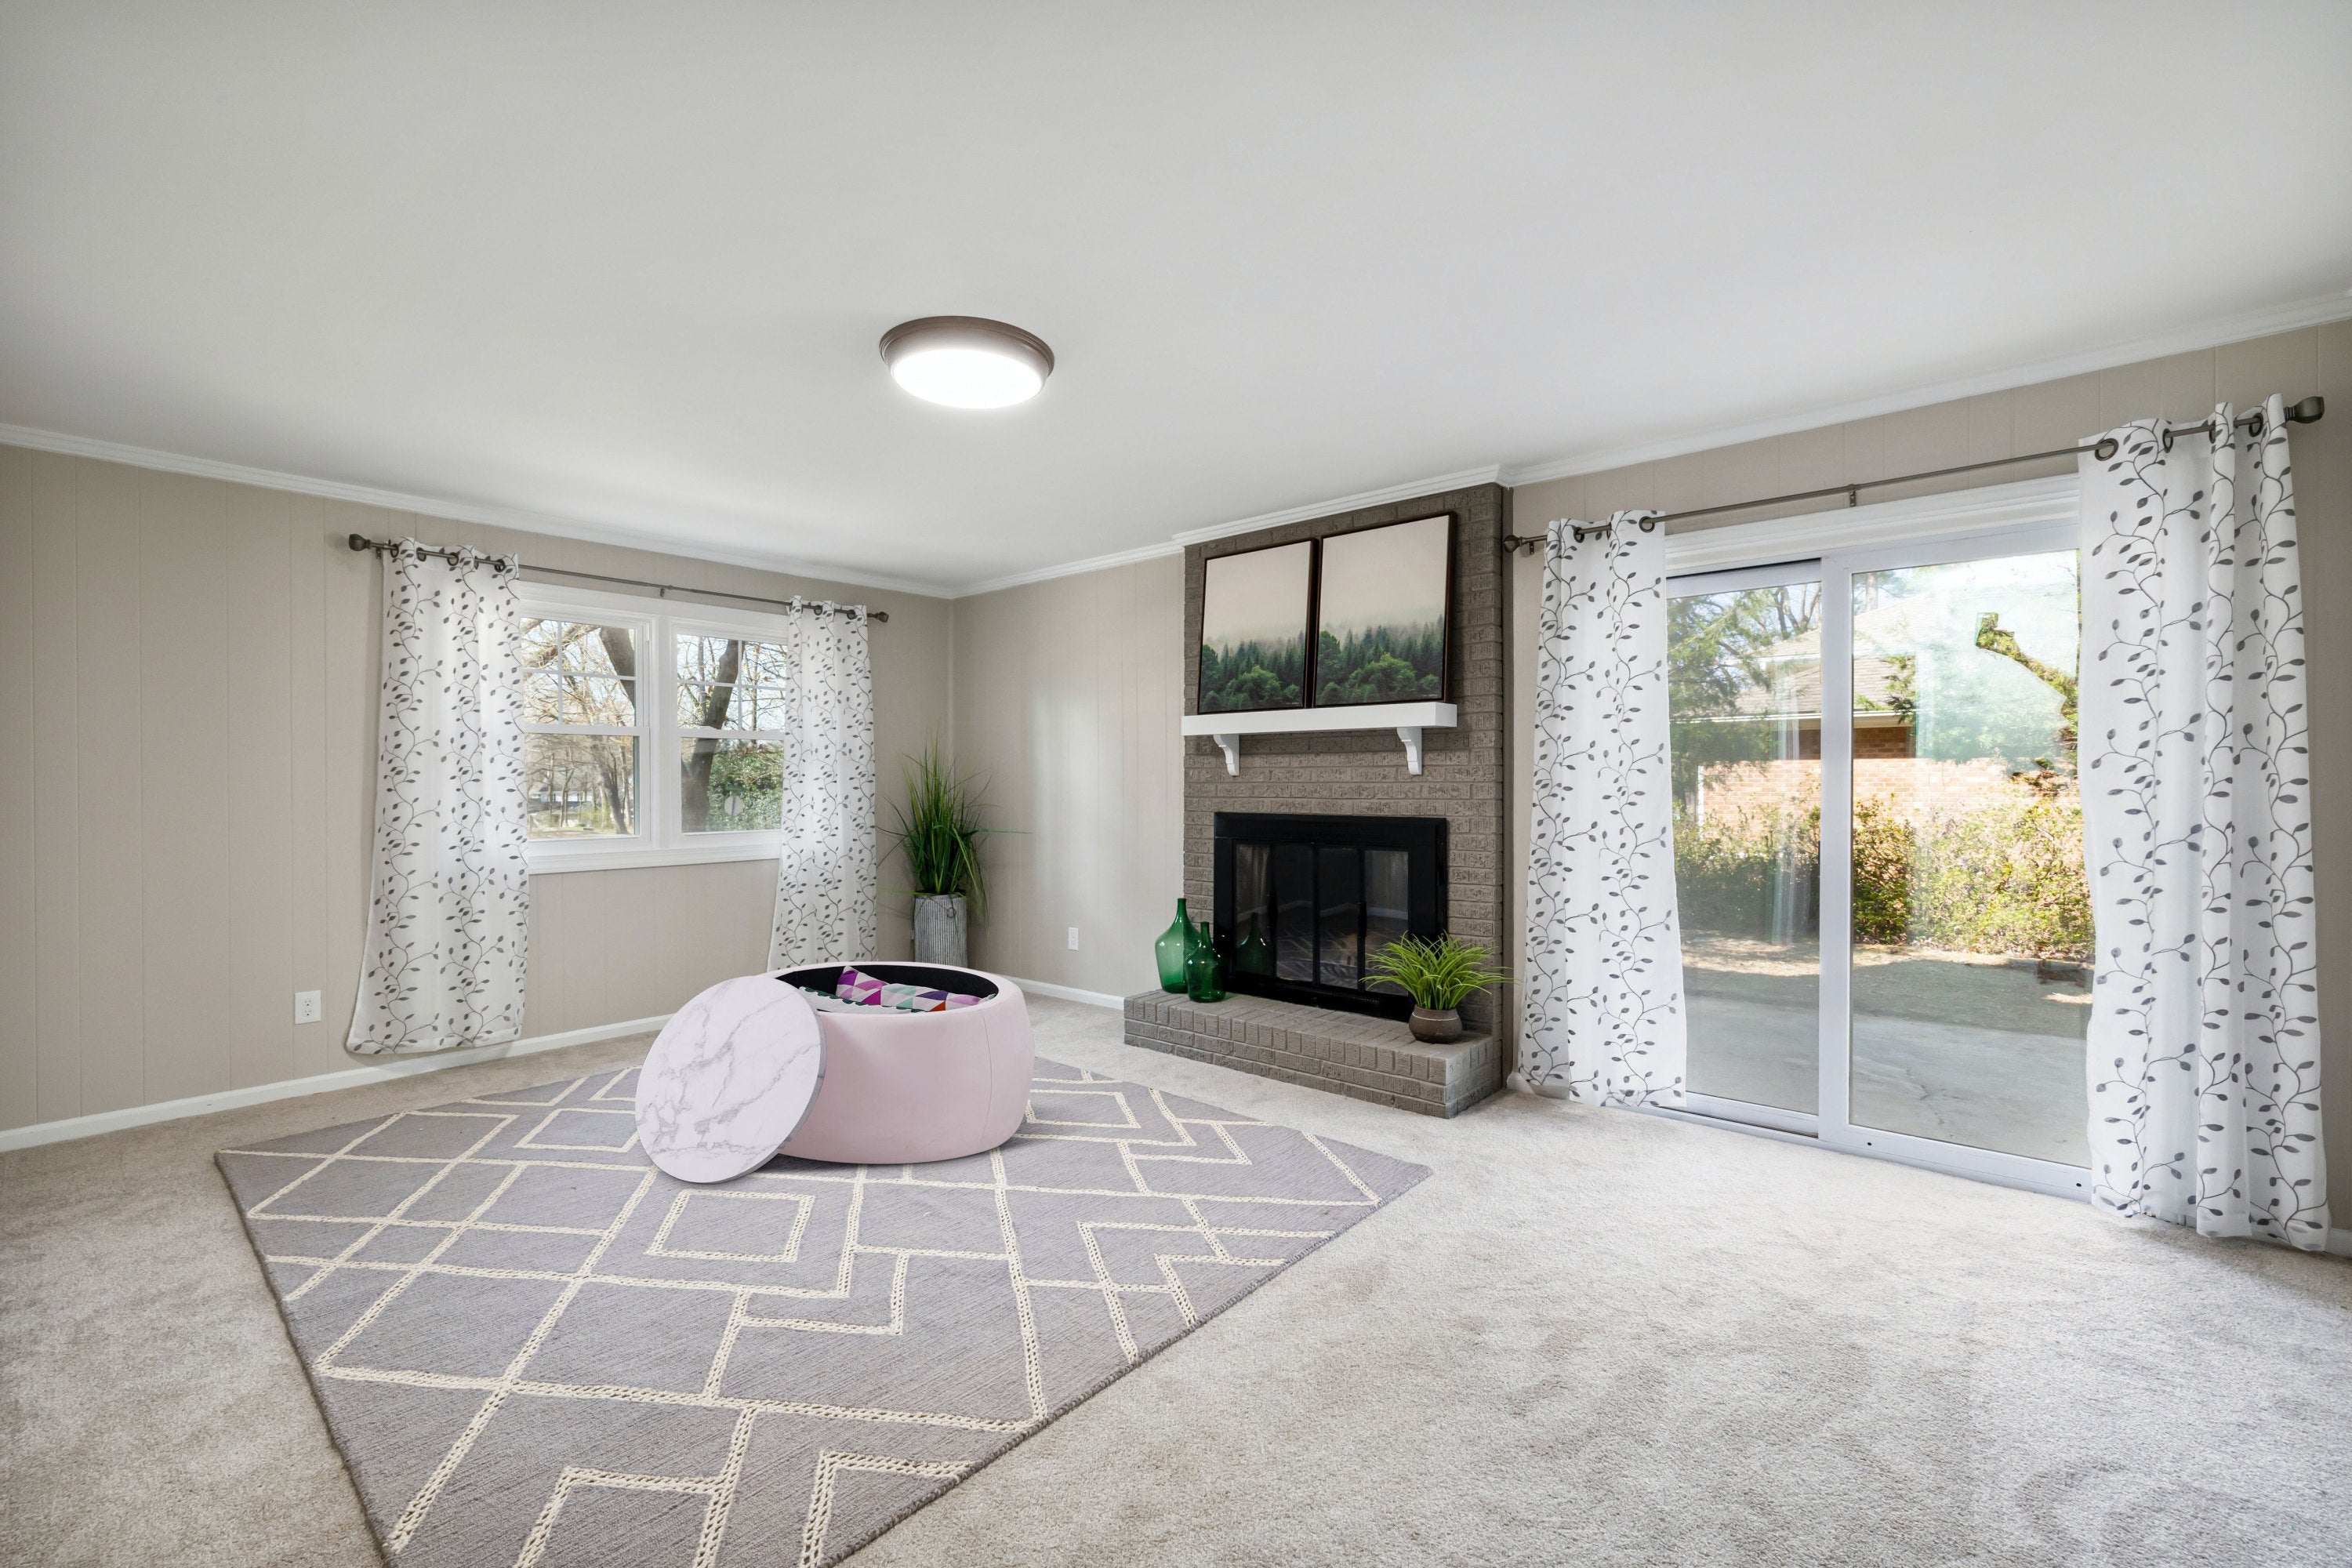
[517,583,801,871]
[520,612,644,840]
[674,630,791,834]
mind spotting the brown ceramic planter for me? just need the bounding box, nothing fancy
[1408,1006,1462,1044]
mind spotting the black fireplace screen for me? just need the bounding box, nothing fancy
[1212,813,1446,1018]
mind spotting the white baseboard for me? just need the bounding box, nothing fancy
[0,1014,672,1153]
[1005,977,1127,1011]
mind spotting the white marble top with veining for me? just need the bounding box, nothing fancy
[633,974,824,1183]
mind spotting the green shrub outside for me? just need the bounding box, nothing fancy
[1674,801,1820,938]
[1673,791,2091,962]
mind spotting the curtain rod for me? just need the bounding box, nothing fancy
[1499,395,2325,552]
[343,534,888,622]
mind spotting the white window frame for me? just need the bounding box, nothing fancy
[517,582,804,874]
[1638,471,2094,1202]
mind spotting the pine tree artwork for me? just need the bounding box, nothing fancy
[1198,539,1313,713]
[1311,514,1450,706]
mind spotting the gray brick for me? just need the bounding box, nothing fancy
[1120,985,1503,1120]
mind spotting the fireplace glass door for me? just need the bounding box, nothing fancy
[1214,813,1443,1018]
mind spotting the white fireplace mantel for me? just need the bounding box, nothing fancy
[1179,700,1458,776]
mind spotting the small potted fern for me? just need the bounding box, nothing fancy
[885,743,1002,967]
[1365,934,1511,1044]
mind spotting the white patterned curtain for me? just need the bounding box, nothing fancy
[350,541,530,1054]
[768,601,880,967]
[1521,511,1687,1106]
[2079,397,2326,1249]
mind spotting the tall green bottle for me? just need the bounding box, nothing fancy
[1185,919,1227,1003]
[1154,899,1194,993]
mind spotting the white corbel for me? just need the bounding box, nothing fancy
[1178,703,1454,777]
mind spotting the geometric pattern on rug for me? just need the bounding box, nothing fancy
[216,1057,1429,1567]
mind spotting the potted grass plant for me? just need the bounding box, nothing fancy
[884,742,1004,966]
[1365,933,1511,1044]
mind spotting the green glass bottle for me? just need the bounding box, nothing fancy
[1185,920,1227,1003]
[1155,899,1193,993]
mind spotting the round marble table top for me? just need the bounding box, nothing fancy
[634,974,825,1184]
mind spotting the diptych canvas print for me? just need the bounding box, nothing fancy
[1198,539,1315,713]
[1313,515,1450,706]
[1196,514,1453,713]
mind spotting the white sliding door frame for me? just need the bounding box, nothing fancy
[1816,519,2089,1201]
[1655,477,2092,1203]
[1667,556,1829,1142]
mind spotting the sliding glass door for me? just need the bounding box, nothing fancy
[1668,523,2092,1194]
[1668,563,1824,1131]
[1835,547,2089,1168]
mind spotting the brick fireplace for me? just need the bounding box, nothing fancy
[1123,480,1512,1116]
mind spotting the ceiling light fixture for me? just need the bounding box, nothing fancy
[880,316,1054,409]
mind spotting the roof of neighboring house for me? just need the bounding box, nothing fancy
[1704,608,1917,723]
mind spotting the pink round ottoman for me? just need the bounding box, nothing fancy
[770,964,1035,1165]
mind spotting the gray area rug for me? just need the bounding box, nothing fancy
[216,1057,1427,1567]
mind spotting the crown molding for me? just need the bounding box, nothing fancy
[958,537,1185,597]
[10,288,2344,604]
[0,422,954,600]
[1499,288,2352,488]
[1169,464,1502,546]
[949,463,1502,598]
[964,293,2348,592]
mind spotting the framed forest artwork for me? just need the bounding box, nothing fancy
[1197,539,1314,713]
[1311,514,1453,706]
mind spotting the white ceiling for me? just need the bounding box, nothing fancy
[5,3,2350,595]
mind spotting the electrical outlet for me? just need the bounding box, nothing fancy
[1067,927,1080,950]
[293,990,322,1025]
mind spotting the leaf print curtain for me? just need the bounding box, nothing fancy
[768,601,880,967]
[2079,398,2327,1248]
[1521,511,1687,1105]
[350,541,530,1054]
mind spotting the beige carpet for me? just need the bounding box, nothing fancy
[6,996,2351,1567]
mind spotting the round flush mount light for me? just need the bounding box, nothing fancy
[880,316,1054,409]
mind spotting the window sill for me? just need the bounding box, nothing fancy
[526,837,781,876]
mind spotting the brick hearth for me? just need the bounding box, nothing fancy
[1123,989,1504,1118]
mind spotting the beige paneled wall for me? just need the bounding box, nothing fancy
[1508,320,2352,1216]
[521,859,785,1037]
[949,554,1184,1000]
[0,444,953,1133]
